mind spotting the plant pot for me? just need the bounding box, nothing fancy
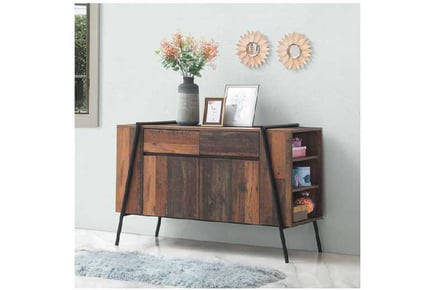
[177,77,199,126]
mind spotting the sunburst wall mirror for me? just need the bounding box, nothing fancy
[236,31,270,68]
[278,32,312,70]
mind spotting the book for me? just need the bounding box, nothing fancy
[292,166,312,187]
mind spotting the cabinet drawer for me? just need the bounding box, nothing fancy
[144,129,199,155]
[200,131,259,157]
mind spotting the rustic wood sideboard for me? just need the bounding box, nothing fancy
[115,122,323,262]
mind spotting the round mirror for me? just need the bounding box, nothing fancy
[246,42,260,57]
[278,32,312,70]
[237,31,270,68]
[288,44,301,59]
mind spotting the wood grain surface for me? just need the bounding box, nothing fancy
[200,131,259,157]
[116,125,143,214]
[144,129,199,155]
[200,158,259,224]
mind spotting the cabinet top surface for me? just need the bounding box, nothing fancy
[117,124,321,132]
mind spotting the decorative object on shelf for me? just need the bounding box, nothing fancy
[293,204,308,222]
[292,146,307,158]
[292,137,306,157]
[177,77,199,125]
[292,137,303,147]
[223,84,259,127]
[155,32,218,125]
[236,31,270,68]
[202,97,225,126]
[278,32,312,70]
[294,192,315,214]
[292,166,312,187]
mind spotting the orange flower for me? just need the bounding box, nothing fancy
[172,32,183,48]
[201,40,218,62]
[161,40,180,59]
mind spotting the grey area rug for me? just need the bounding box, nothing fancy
[75,250,286,288]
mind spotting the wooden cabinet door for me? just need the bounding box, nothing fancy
[143,156,199,219]
[200,158,259,224]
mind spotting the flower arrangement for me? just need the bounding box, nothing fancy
[155,32,218,78]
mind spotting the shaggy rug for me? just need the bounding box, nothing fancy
[75,250,286,288]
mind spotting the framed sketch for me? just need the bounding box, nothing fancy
[202,97,225,126]
[223,84,259,126]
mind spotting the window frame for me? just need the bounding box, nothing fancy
[75,3,100,128]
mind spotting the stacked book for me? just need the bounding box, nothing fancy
[292,166,312,188]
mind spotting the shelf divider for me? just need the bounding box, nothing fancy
[292,185,319,192]
[292,155,318,162]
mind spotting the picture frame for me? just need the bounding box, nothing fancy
[223,84,259,127]
[202,97,226,126]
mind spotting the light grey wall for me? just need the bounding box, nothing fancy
[75,3,360,255]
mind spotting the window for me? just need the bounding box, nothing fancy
[75,4,99,127]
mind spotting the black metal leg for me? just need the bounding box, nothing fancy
[277,226,289,263]
[260,126,291,263]
[115,123,141,246]
[313,221,322,252]
[115,214,125,246]
[115,121,176,246]
[155,217,162,237]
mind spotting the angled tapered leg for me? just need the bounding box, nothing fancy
[115,214,125,246]
[260,126,290,263]
[115,123,141,246]
[155,217,162,237]
[277,226,289,263]
[313,221,322,252]
[115,121,176,246]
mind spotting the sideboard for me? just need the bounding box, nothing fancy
[115,121,323,263]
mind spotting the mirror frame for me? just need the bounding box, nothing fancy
[278,32,312,70]
[236,31,270,68]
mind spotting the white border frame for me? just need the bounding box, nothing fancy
[223,84,259,127]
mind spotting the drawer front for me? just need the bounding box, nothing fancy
[144,129,199,155]
[200,131,259,157]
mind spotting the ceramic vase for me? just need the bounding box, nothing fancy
[177,77,199,126]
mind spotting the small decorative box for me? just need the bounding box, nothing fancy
[292,146,307,158]
[292,137,302,148]
[293,204,308,222]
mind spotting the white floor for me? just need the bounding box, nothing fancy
[75,229,360,288]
